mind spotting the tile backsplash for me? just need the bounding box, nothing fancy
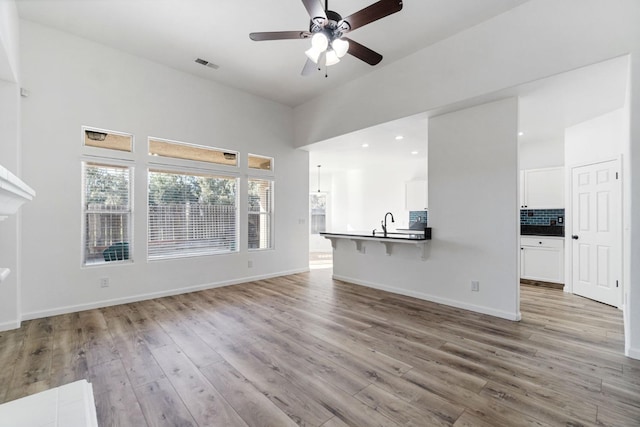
[409,210,428,225]
[520,209,564,226]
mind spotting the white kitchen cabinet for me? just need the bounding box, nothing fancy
[520,236,564,283]
[520,167,564,209]
[405,180,427,211]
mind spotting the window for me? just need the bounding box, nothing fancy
[149,138,238,167]
[248,179,273,250]
[83,127,133,152]
[82,162,132,265]
[248,154,273,171]
[310,193,326,234]
[148,169,238,259]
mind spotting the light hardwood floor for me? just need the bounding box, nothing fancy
[1,269,639,426]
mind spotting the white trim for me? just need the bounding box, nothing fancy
[626,345,640,360]
[0,319,21,332]
[333,274,522,321]
[0,164,35,218]
[21,268,309,321]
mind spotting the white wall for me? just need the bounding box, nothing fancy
[315,157,427,233]
[0,81,22,330]
[332,98,519,320]
[0,0,23,330]
[519,138,564,170]
[295,0,640,358]
[565,109,627,166]
[628,51,640,359]
[18,21,309,320]
[0,0,19,82]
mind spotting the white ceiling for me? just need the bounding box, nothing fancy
[15,0,628,174]
[307,55,629,173]
[16,0,529,107]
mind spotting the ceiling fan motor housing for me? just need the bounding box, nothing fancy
[310,10,348,38]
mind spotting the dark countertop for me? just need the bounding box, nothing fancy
[321,228,432,241]
[521,225,564,237]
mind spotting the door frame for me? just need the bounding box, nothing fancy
[564,155,623,308]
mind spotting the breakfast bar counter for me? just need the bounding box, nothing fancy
[321,228,431,260]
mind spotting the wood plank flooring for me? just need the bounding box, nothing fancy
[1,269,639,426]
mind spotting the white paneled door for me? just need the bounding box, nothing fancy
[571,159,622,307]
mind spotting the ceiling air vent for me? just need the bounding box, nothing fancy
[195,58,219,70]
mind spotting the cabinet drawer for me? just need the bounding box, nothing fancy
[521,237,564,248]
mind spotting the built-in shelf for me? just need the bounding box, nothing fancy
[0,164,36,221]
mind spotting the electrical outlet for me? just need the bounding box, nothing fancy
[99,277,110,288]
[248,260,253,268]
[471,280,479,292]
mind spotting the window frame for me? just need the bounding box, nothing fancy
[148,136,239,171]
[310,192,328,235]
[248,177,275,251]
[248,153,275,173]
[81,159,134,267]
[146,139,241,261]
[81,126,135,160]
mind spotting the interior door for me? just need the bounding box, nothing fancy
[572,159,621,307]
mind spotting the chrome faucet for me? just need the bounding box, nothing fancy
[381,212,395,237]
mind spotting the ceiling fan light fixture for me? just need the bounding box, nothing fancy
[305,46,322,63]
[325,50,340,66]
[311,32,329,51]
[332,38,349,58]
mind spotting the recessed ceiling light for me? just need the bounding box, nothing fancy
[518,131,524,136]
[411,151,418,155]
[395,135,404,140]
[362,143,369,148]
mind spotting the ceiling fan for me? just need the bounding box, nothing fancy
[249,0,403,76]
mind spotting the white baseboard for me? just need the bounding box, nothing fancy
[0,319,21,332]
[21,268,309,322]
[626,346,640,360]
[333,274,522,321]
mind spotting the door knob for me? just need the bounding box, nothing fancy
[572,235,579,240]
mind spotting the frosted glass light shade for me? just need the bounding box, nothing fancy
[311,32,329,51]
[305,47,322,63]
[332,38,349,58]
[325,50,340,66]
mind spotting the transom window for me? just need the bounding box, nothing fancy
[83,127,133,152]
[149,138,238,167]
[248,154,273,171]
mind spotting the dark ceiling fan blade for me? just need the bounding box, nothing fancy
[301,0,327,26]
[344,37,383,65]
[301,58,318,76]
[340,0,403,32]
[249,31,311,41]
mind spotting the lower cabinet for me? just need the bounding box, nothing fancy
[520,236,564,284]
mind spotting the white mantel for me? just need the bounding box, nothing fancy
[0,164,35,219]
[0,164,35,285]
